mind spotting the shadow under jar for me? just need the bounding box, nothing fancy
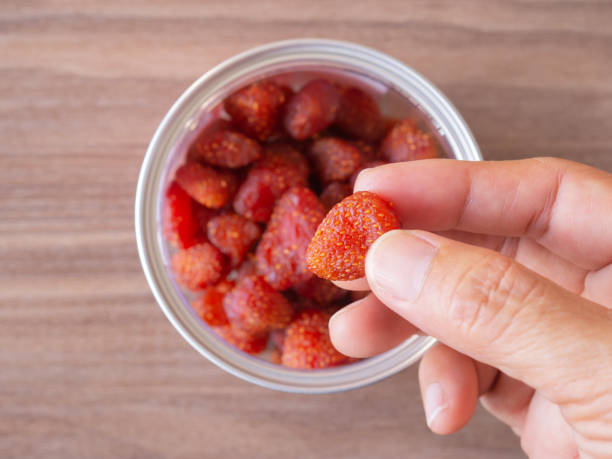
[135,39,482,394]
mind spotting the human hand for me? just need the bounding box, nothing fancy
[328,158,612,458]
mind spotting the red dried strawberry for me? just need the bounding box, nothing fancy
[191,280,234,326]
[175,162,238,209]
[163,181,200,249]
[379,119,438,162]
[233,144,309,222]
[207,213,261,266]
[191,129,262,168]
[348,160,386,188]
[309,137,362,183]
[284,79,340,140]
[319,181,351,211]
[212,324,268,355]
[232,169,277,222]
[171,242,228,290]
[186,119,232,163]
[223,275,294,335]
[259,143,310,185]
[306,191,401,281]
[281,309,348,369]
[256,187,326,290]
[294,276,347,305]
[335,87,384,141]
[225,81,288,141]
[351,139,380,162]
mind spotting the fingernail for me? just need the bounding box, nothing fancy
[352,168,373,191]
[366,230,437,303]
[354,165,386,191]
[328,298,367,354]
[329,298,365,331]
[424,382,448,429]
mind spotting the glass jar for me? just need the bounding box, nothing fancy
[135,39,481,394]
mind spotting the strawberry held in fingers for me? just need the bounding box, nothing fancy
[306,191,401,281]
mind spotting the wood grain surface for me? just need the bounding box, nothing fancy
[2,1,612,458]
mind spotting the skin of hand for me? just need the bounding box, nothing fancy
[328,158,612,459]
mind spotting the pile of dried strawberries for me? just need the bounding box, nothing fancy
[163,77,438,369]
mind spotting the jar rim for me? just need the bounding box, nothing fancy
[135,38,480,394]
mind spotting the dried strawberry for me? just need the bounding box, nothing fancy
[163,181,200,249]
[212,324,268,355]
[351,139,380,162]
[186,119,232,163]
[335,87,384,141]
[191,280,234,326]
[256,187,326,290]
[284,79,340,140]
[233,144,309,222]
[175,162,238,209]
[306,191,401,281]
[190,129,262,168]
[281,309,348,369]
[225,81,288,141]
[224,275,294,335]
[309,137,362,183]
[171,242,228,290]
[232,170,277,222]
[207,213,261,266]
[348,160,386,188]
[294,276,347,305]
[379,119,438,162]
[319,181,351,211]
[259,143,310,184]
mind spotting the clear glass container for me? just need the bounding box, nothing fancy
[135,39,481,393]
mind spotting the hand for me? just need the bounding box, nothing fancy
[328,158,612,458]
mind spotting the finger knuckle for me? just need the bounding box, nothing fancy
[447,254,546,346]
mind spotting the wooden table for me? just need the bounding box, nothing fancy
[2,2,611,457]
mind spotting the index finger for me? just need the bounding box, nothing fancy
[354,157,612,270]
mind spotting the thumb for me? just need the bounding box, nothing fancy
[365,229,612,404]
